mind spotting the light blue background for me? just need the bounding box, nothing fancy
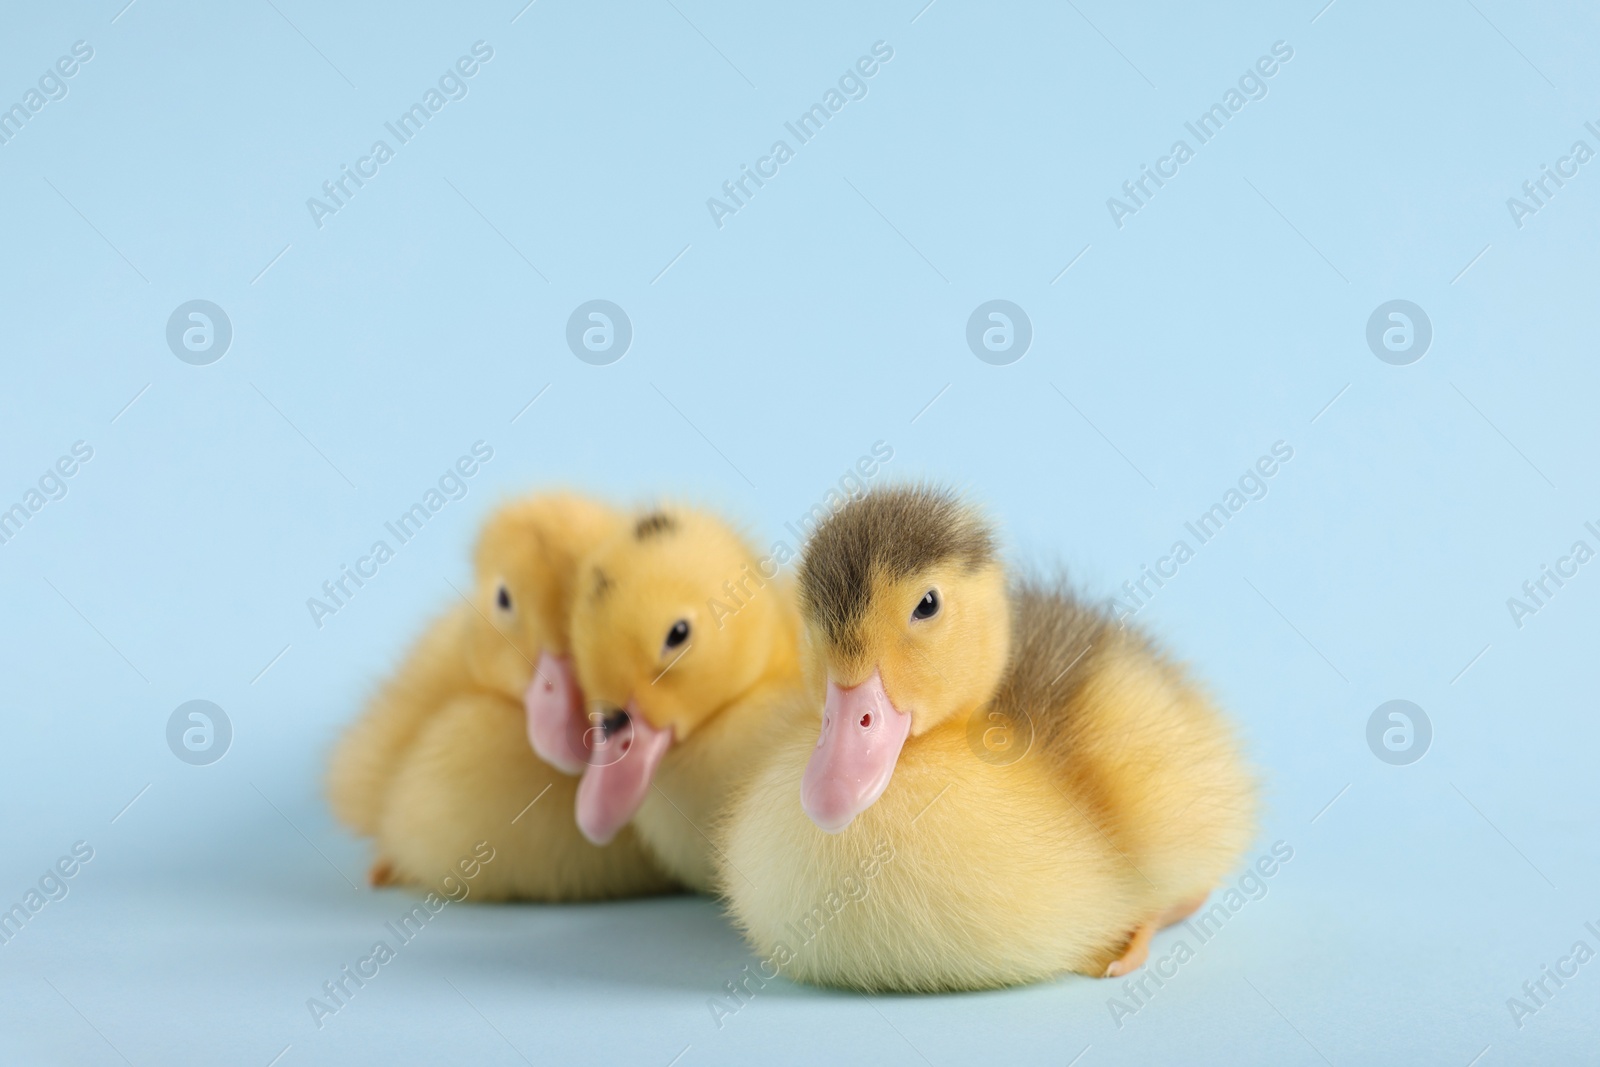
[2,1,1597,1063]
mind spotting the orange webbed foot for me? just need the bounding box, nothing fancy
[1104,922,1154,978]
[369,858,398,887]
[1103,892,1212,978]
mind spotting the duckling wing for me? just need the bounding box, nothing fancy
[993,579,1256,898]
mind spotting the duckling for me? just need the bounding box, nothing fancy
[716,485,1256,990]
[325,492,678,901]
[565,507,804,892]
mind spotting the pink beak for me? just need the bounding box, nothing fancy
[524,651,589,775]
[574,700,673,845]
[801,670,912,833]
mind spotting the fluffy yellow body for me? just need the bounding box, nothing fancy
[717,487,1256,990]
[326,493,678,901]
[720,642,1255,990]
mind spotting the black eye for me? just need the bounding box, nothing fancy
[912,590,940,620]
[495,583,512,612]
[664,619,690,650]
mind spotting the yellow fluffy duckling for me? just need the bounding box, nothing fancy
[565,507,803,892]
[325,492,678,901]
[716,485,1257,990]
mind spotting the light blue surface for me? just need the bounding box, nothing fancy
[2,1,1597,1063]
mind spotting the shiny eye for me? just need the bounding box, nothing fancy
[495,583,512,612]
[911,589,940,621]
[664,619,690,650]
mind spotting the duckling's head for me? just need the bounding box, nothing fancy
[796,484,1009,833]
[568,506,787,844]
[467,493,620,774]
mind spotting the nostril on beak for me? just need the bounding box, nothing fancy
[860,713,872,728]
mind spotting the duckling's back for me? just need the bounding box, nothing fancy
[993,579,1257,901]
